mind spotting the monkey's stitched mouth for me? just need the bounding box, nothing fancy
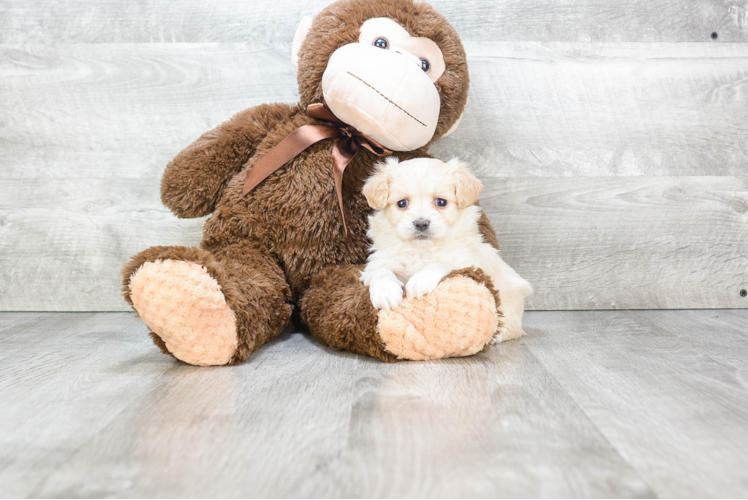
[346,71,427,128]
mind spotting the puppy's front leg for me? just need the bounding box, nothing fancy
[476,245,533,343]
[405,263,452,299]
[491,261,532,343]
[362,269,405,310]
[494,287,527,343]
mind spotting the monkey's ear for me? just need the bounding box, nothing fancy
[292,16,313,71]
[450,158,483,208]
[441,97,468,138]
[363,159,397,209]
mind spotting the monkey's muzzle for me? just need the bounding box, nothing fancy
[321,44,441,152]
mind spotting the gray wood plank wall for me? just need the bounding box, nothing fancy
[1,0,747,311]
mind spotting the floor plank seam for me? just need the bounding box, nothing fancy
[520,340,661,498]
[25,344,179,497]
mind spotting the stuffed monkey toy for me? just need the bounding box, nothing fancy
[122,0,510,366]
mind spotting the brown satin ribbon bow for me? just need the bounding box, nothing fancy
[242,103,393,242]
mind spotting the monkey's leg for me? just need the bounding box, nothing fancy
[301,265,501,362]
[122,242,292,366]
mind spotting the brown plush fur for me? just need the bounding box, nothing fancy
[302,264,398,362]
[122,243,293,364]
[302,265,503,361]
[122,0,500,364]
[297,0,470,144]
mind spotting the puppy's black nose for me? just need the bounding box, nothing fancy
[413,219,430,231]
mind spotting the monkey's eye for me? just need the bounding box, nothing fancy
[420,58,431,73]
[373,37,389,49]
[435,198,447,208]
[397,199,409,209]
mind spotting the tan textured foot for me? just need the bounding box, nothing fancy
[129,259,238,366]
[377,276,499,361]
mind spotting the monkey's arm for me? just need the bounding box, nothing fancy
[160,102,298,218]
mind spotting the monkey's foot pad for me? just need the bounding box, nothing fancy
[129,259,238,366]
[377,275,499,360]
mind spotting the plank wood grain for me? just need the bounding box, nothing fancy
[0,44,299,180]
[0,313,176,497]
[2,42,746,180]
[1,176,746,311]
[1,0,747,43]
[2,310,747,497]
[480,176,748,310]
[432,42,748,178]
[523,310,748,498]
[1,42,747,310]
[0,312,655,498]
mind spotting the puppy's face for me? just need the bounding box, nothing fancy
[363,157,483,244]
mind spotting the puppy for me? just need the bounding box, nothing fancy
[360,157,532,342]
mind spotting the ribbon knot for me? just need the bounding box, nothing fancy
[242,103,392,244]
[339,127,353,139]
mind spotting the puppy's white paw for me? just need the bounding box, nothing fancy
[369,278,404,310]
[405,267,449,299]
[359,269,376,286]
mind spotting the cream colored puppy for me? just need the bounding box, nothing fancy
[360,157,532,342]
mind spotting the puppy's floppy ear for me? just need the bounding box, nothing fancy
[450,159,483,208]
[363,157,398,209]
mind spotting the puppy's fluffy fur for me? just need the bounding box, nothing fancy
[360,157,532,342]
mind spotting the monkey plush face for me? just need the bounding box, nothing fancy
[293,0,469,152]
[321,18,444,150]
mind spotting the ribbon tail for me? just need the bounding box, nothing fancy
[306,103,345,125]
[356,136,393,157]
[332,138,357,245]
[243,124,340,195]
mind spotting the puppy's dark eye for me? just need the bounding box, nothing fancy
[373,37,389,49]
[397,199,409,209]
[420,58,430,73]
[435,198,447,208]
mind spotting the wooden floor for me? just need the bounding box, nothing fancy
[0,310,746,498]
